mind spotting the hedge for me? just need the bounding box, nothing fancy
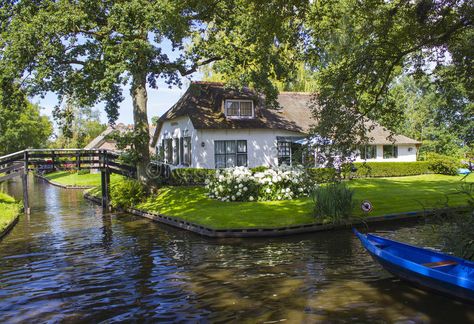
[169,162,433,186]
[170,168,216,186]
[351,161,431,178]
[307,168,337,183]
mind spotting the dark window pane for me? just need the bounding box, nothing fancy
[237,154,247,166]
[240,102,253,116]
[237,140,247,153]
[226,101,239,116]
[226,141,236,154]
[383,145,397,159]
[215,141,226,154]
[226,155,236,167]
[183,137,191,166]
[215,155,226,168]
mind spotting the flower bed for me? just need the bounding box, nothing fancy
[205,166,311,202]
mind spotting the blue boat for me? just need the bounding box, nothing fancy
[353,229,474,303]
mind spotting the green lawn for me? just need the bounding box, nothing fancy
[0,192,21,234]
[136,174,473,229]
[43,171,121,187]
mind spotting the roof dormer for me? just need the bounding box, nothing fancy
[224,99,254,119]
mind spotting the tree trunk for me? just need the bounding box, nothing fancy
[131,72,150,183]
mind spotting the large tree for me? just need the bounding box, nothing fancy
[0,0,307,181]
[306,0,473,159]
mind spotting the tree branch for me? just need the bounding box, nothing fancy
[177,57,222,76]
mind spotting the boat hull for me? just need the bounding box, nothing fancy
[368,250,474,303]
[354,229,474,304]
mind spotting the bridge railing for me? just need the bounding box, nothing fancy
[0,149,138,212]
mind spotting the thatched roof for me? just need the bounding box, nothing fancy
[151,82,420,146]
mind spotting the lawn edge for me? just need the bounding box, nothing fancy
[83,191,470,238]
[0,203,21,241]
[35,173,95,189]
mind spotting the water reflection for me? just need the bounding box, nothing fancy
[0,177,473,322]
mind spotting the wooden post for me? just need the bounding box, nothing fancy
[101,150,110,210]
[22,151,30,214]
[76,152,80,170]
[51,150,56,171]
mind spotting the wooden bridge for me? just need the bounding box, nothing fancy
[0,149,136,213]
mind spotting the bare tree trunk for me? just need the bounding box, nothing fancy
[131,72,150,183]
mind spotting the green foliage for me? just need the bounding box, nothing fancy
[423,153,460,176]
[308,0,472,159]
[51,100,106,149]
[170,168,216,186]
[77,169,91,176]
[249,166,269,173]
[352,162,431,178]
[0,98,52,155]
[311,182,355,223]
[307,168,337,183]
[390,74,473,157]
[110,178,147,209]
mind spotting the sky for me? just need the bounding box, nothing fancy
[32,81,191,127]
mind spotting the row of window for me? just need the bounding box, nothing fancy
[360,145,398,159]
[160,139,401,168]
[161,137,192,166]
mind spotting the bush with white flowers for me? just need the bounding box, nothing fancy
[205,166,311,202]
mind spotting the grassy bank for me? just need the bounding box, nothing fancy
[134,174,473,229]
[43,171,121,187]
[0,192,21,235]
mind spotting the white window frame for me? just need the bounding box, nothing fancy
[224,99,254,118]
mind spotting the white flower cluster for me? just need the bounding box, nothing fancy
[205,166,311,202]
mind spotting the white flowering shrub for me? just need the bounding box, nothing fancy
[205,166,311,202]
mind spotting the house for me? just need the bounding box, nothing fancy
[151,82,420,169]
[85,123,156,154]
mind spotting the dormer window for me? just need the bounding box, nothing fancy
[225,99,254,118]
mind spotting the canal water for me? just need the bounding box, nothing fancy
[0,177,473,323]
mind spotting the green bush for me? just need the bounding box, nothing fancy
[307,168,337,183]
[250,166,269,173]
[77,169,90,175]
[110,178,147,208]
[351,162,431,178]
[170,168,216,186]
[311,182,355,223]
[424,153,460,175]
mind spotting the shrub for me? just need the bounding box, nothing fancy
[77,169,90,175]
[110,178,147,208]
[351,162,431,178]
[424,153,460,175]
[311,182,355,223]
[307,168,337,183]
[170,168,216,186]
[250,166,269,173]
[206,166,312,202]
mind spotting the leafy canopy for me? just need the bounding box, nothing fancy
[305,0,472,158]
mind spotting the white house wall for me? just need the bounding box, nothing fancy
[157,117,418,168]
[194,128,303,168]
[354,144,417,162]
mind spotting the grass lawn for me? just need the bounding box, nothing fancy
[0,191,21,234]
[136,174,473,229]
[43,171,121,187]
